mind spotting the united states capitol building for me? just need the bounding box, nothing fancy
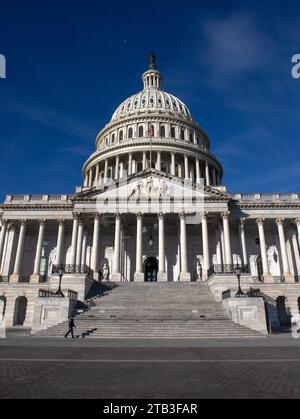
[1,54,300,338]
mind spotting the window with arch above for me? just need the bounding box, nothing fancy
[137,162,143,172]
[171,126,176,138]
[128,127,133,139]
[180,129,185,141]
[160,125,166,138]
[190,131,194,142]
[138,126,144,138]
[161,161,168,173]
[111,134,115,144]
[119,130,123,141]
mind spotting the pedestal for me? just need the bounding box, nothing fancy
[134,272,144,282]
[263,274,273,283]
[284,273,295,283]
[9,274,20,283]
[157,272,167,282]
[30,274,40,284]
[111,272,122,282]
[179,272,191,282]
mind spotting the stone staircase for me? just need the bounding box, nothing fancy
[35,282,264,338]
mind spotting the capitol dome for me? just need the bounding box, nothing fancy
[82,52,223,188]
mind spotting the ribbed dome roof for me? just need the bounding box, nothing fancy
[111,52,193,123]
[111,89,193,122]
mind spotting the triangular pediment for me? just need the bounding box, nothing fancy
[73,169,231,203]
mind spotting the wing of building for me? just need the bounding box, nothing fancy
[1,54,300,337]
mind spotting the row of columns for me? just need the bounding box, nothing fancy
[1,215,299,283]
[85,153,220,188]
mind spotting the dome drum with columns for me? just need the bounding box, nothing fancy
[0,53,300,334]
[83,53,223,188]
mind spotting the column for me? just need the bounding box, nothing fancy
[128,153,132,175]
[56,219,65,266]
[84,174,88,187]
[94,163,100,186]
[179,213,191,281]
[195,158,201,184]
[201,213,210,280]
[276,218,294,282]
[134,213,144,282]
[70,214,79,267]
[91,214,101,279]
[256,218,272,282]
[156,151,161,171]
[88,168,93,187]
[239,218,248,268]
[1,224,16,277]
[112,213,122,281]
[184,155,189,180]
[115,156,119,180]
[205,162,210,186]
[10,220,27,283]
[222,212,232,267]
[295,218,300,248]
[142,152,147,170]
[30,219,46,283]
[0,220,7,268]
[215,224,223,266]
[76,218,84,267]
[104,159,108,182]
[81,229,87,267]
[171,153,176,176]
[158,212,167,281]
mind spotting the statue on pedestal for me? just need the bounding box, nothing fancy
[102,263,109,282]
[195,259,202,281]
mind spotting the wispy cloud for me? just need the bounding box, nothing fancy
[202,12,275,85]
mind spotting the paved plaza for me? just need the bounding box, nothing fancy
[0,334,300,399]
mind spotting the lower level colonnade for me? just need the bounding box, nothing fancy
[0,214,299,284]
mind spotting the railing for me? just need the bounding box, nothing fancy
[0,275,9,283]
[247,288,262,298]
[273,276,285,283]
[209,264,250,276]
[233,193,299,201]
[5,194,71,203]
[68,290,78,300]
[222,289,231,300]
[38,289,64,298]
[52,264,93,275]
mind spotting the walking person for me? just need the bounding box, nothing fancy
[64,317,76,338]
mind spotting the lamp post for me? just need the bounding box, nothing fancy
[56,263,65,297]
[234,266,245,297]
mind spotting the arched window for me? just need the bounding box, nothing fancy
[138,126,144,138]
[111,134,115,144]
[128,127,133,139]
[160,126,166,138]
[161,161,168,173]
[137,162,143,172]
[171,126,176,138]
[119,131,123,141]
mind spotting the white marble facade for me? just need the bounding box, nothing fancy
[1,53,300,329]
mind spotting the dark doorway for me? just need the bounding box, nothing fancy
[256,256,263,281]
[144,257,158,282]
[276,296,291,327]
[13,296,27,326]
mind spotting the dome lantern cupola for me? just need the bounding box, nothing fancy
[142,51,163,90]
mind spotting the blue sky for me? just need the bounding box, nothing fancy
[0,0,300,199]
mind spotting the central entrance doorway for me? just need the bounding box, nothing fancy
[144,257,158,282]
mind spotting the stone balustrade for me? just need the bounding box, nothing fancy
[233,193,299,201]
[5,194,71,203]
